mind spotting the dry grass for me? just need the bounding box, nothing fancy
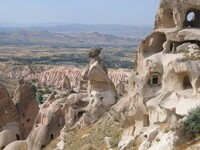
[45,115,123,150]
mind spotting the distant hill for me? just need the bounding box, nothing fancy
[0,24,153,38]
[0,30,140,48]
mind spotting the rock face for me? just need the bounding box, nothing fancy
[58,75,71,91]
[111,0,200,149]
[0,84,20,149]
[26,96,66,150]
[78,48,117,127]
[13,79,39,139]
[0,80,40,149]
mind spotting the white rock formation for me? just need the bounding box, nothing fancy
[111,0,200,149]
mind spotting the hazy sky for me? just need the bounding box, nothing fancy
[0,0,160,25]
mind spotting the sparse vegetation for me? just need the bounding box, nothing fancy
[36,93,43,103]
[31,84,37,96]
[44,115,122,150]
[0,46,135,68]
[177,106,200,140]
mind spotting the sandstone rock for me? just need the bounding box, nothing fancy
[0,84,19,127]
[111,0,200,149]
[3,65,51,79]
[58,75,71,91]
[13,80,39,139]
[78,48,117,127]
[0,123,21,150]
[26,66,129,89]
[176,42,191,53]
[26,96,66,150]
[0,84,20,149]
[4,141,27,150]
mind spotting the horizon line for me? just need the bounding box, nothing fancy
[0,22,154,27]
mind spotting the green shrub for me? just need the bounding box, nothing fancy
[177,106,200,140]
[36,93,43,103]
[31,85,37,96]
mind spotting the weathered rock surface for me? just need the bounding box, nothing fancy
[26,96,66,150]
[110,0,200,149]
[4,0,200,149]
[0,84,20,149]
[77,48,117,127]
[26,66,130,89]
[0,65,51,79]
[13,80,39,139]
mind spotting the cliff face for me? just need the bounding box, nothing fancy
[110,0,200,149]
[0,82,39,149]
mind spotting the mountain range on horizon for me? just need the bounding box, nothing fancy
[0,23,153,38]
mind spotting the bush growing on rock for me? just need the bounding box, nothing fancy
[36,93,43,104]
[31,84,37,96]
[177,106,200,140]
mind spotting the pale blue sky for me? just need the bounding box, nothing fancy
[0,0,160,25]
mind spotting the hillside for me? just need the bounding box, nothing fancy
[0,30,139,48]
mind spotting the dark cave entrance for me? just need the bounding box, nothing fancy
[183,9,200,28]
[16,134,20,140]
[183,75,192,89]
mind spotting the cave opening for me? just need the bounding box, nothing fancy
[162,8,176,28]
[50,134,54,140]
[41,145,45,149]
[183,75,192,89]
[78,111,86,118]
[143,32,166,57]
[184,9,200,28]
[170,40,200,53]
[16,134,20,140]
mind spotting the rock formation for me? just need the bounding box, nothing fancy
[110,0,200,149]
[0,84,20,149]
[26,95,66,150]
[3,48,120,150]
[4,1,200,149]
[73,48,117,127]
[13,79,39,139]
[58,75,71,91]
[26,66,130,89]
[0,79,40,149]
[0,65,51,79]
